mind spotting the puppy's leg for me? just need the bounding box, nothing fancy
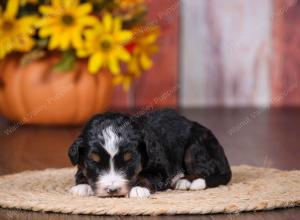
[129,167,169,198]
[183,125,232,190]
[174,178,191,190]
[69,168,93,197]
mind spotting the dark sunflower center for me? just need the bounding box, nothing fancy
[100,40,112,51]
[2,20,14,31]
[61,14,75,26]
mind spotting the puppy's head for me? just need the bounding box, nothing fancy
[68,113,145,197]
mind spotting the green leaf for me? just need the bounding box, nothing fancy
[52,50,76,72]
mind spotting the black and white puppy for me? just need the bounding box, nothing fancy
[68,109,231,198]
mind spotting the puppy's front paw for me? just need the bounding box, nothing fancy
[190,178,206,190]
[69,184,94,197]
[175,179,191,190]
[129,186,150,198]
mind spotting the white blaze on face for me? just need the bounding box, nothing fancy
[102,126,119,156]
[95,126,128,197]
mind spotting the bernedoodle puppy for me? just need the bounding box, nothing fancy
[68,109,231,198]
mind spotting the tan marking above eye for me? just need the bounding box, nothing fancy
[90,153,101,162]
[123,152,132,161]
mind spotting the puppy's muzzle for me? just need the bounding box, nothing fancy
[95,177,129,197]
[106,186,121,195]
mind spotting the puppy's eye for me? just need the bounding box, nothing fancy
[90,153,101,162]
[123,152,132,161]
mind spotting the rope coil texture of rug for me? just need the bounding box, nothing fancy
[0,165,299,216]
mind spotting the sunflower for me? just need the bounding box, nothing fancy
[113,73,135,91]
[0,0,37,59]
[77,13,133,74]
[113,27,159,90]
[127,26,159,76]
[38,0,98,50]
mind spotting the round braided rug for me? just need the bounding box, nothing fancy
[0,165,299,216]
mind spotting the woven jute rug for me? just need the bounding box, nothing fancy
[0,165,299,216]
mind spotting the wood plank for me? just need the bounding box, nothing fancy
[272,0,300,106]
[181,0,272,107]
[110,86,130,109]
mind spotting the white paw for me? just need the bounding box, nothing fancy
[69,184,94,197]
[129,187,151,198]
[175,179,191,190]
[190,178,206,190]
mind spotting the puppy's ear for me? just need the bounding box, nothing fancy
[68,136,84,166]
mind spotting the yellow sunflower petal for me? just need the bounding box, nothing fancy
[76,3,92,15]
[15,36,35,52]
[108,56,120,74]
[115,31,132,44]
[4,0,19,18]
[88,52,104,73]
[60,32,71,50]
[0,43,13,59]
[78,16,99,27]
[84,28,100,40]
[103,13,113,33]
[39,27,54,37]
[19,16,38,33]
[51,0,61,8]
[19,16,37,26]
[71,29,83,49]
[37,17,57,28]
[123,77,132,91]
[49,34,60,50]
[64,0,79,8]
[113,75,132,91]
[39,5,56,15]
[113,17,122,32]
[144,34,158,44]
[140,53,153,70]
[128,57,141,75]
[76,49,89,57]
[117,48,131,61]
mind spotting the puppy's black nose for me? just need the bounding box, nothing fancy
[107,187,120,194]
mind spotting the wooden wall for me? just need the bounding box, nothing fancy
[181,0,273,107]
[272,0,300,106]
[181,0,300,107]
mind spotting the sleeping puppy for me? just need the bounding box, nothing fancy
[68,109,231,198]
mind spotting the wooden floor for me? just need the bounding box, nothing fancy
[0,108,299,219]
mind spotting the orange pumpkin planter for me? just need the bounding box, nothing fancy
[0,1,160,126]
[0,54,113,125]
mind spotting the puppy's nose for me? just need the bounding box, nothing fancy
[106,187,120,194]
